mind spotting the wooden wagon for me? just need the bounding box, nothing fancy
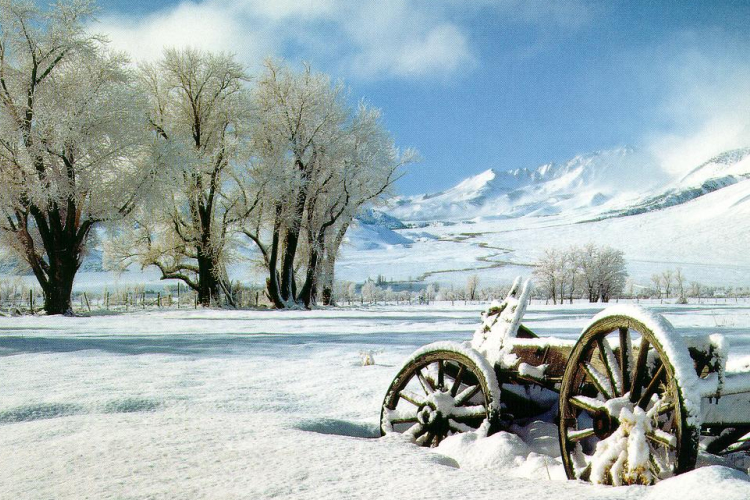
[380,278,750,485]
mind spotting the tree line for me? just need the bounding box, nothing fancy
[0,0,414,314]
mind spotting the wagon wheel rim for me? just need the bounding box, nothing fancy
[381,349,497,446]
[558,316,697,485]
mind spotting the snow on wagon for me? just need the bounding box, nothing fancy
[380,278,750,486]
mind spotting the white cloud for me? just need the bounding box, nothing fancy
[94,0,479,80]
[97,3,246,62]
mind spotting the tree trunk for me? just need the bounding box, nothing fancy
[320,255,336,306]
[319,221,349,306]
[265,205,286,308]
[42,259,77,315]
[19,202,91,316]
[279,160,309,303]
[196,250,221,307]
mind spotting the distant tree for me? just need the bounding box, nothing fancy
[661,269,674,299]
[361,280,378,304]
[533,249,562,304]
[596,246,627,302]
[466,274,480,301]
[674,268,687,303]
[651,274,663,301]
[0,1,156,314]
[578,244,599,302]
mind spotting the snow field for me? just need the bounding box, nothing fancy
[2,303,750,499]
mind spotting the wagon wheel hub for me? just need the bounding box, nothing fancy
[592,410,618,439]
[417,391,456,434]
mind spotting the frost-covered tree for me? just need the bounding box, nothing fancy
[0,0,155,314]
[674,268,686,301]
[105,48,252,307]
[534,249,562,304]
[651,274,663,301]
[661,269,674,299]
[535,244,627,304]
[466,274,479,301]
[243,60,412,309]
[596,246,627,302]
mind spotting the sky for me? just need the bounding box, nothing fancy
[92,0,750,195]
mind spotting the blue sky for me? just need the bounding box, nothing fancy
[94,0,750,195]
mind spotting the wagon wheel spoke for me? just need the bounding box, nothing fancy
[398,390,425,407]
[582,361,613,400]
[631,336,650,403]
[569,395,607,413]
[655,401,675,416]
[451,365,465,397]
[647,428,677,450]
[455,384,481,406]
[416,370,435,395]
[638,364,665,409]
[597,338,622,396]
[433,433,444,447]
[619,327,632,393]
[567,427,596,442]
[437,360,445,389]
[405,423,424,438]
[416,431,433,446]
[451,405,488,420]
[389,415,419,425]
[449,419,474,433]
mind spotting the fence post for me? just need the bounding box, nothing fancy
[29,289,33,314]
[83,292,91,313]
[157,292,161,308]
[177,282,181,309]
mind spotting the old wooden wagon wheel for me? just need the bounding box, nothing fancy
[381,342,501,446]
[558,310,700,485]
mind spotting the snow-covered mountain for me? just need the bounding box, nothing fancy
[388,147,750,224]
[388,148,667,222]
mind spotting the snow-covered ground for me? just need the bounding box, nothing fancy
[3,301,750,499]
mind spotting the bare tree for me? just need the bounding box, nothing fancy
[466,274,480,302]
[535,244,627,304]
[244,60,413,308]
[651,274,663,301]
[105,48,252,307]
[674,268,686,303]
[0,0,155,314]
[596,246,627,302]
[533,249,562,304]
[661,269,674,299]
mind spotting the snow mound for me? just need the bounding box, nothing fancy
[643,466,750,500]
[435,425,568,481]
[437,430,530,470]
